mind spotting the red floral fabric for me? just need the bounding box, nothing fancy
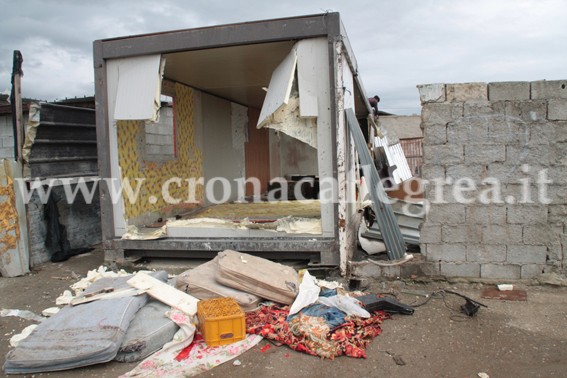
[245,304,389,359]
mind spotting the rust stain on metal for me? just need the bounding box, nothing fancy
[481,287,527,301]
[0,175,20,255]
[338,218,346,230]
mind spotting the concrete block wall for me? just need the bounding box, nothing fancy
[419,80,567,280]
[0,115,15,159]
[145,106,175,161]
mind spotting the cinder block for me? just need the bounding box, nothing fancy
[1,136,13,148]
[467,244,506,262]
[421,103,463,125]
[548,205,567,223]
[547,242,565,263]
[507,245,547,264]
[548,99,567,120]
[488,82,530,101]
[447,118,490,144]
[497,100,547,122]
[520,264,545,279]
[465,144,505,165]
[0,147,14,159]
[507,205,547,224]
[423,144,464,165]
[480,264,521,279]
[547,184,567,204]
[417,83,446,104]
[487,163,541,185]
[487,117,527,144]
[440,262,480,278]
[425,243,466,262]
[446,164,487,180]
[425,204,466,224]
[419,224,442,243]
[0,124,13,136]
[555,121,567,142]
[442,224,482,243]
[463,101,494,117]
[423,124,447,145]
[502,184,540,206]
[446,83,487,103]
[523,225,553,245]
[400,256,441,277]
[547,165,567,185]
[421,164,445,180]
[466,206,506,225]
[426,183,480,205]
[482,225,523,244]
[506,145,554,166]
[556,146,567,167]
[531,80,567,99]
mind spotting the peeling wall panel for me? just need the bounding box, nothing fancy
[113,55,163,121]
[257,49,297,127]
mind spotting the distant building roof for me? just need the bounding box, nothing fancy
[0,95,95,115]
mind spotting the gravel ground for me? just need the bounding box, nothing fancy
[1,248,566,378]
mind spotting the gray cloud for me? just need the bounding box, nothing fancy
[1,0,565,114]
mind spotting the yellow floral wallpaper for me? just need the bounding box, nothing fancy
[117,84,203,221]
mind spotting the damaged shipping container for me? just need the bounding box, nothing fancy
[93,13,402,271]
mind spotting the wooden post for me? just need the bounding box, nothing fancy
[10,50,24,162]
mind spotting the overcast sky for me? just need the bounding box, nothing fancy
[1,0,565,115]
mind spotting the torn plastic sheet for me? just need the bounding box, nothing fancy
[70,265,131,295]
[317,295,371,318]
[0,309,44,323]
[289,271,320,315]
[22,102,40,165]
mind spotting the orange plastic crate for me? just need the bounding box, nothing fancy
[197,297,245,346]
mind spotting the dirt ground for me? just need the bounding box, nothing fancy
[1,248,567,378]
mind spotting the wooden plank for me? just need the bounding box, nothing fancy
[257,48,297,127]
[70,287,146,306]
[127,272,199,315]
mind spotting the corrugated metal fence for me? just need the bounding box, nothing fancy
[399,138,423,177]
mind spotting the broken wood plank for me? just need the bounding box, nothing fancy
[127,271,199,315]
[70,287,146,306]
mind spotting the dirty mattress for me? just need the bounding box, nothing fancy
[3,271,168,374]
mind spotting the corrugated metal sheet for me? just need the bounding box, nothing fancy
[362,200,424,245]
[400,138,423,177]
[27,103,97,179]
[346,108,407,260]
[374,136,413,183]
